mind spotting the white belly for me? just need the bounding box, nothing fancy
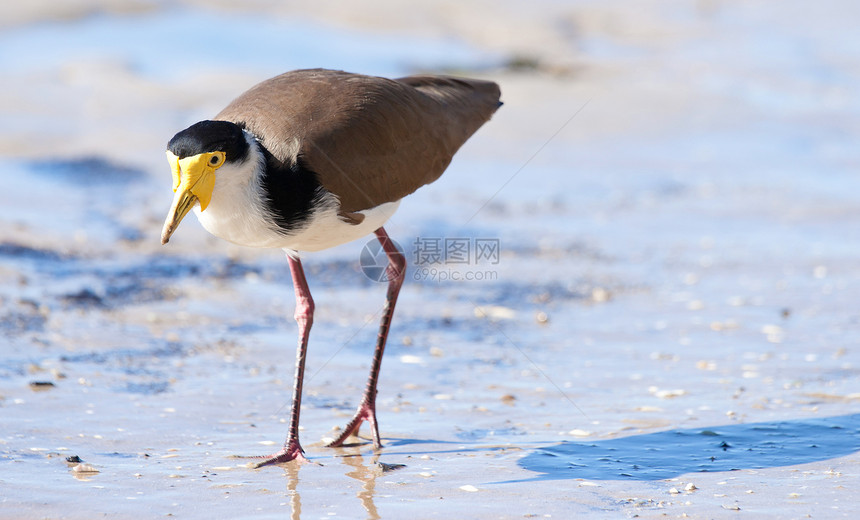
[282,200,400,252]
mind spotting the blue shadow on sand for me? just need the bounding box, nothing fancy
[514,414,860,482]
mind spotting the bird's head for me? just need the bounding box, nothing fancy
[161,120,250,244]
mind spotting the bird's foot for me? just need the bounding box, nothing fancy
[251,438,311,468]
[326,400,380,448]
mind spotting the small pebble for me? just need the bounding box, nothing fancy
[473,306,516,320]
[654,388,686,399]
[29,381,55,391]
[591,287,610,302]
[72,464,99,474]
[377,462,405,473]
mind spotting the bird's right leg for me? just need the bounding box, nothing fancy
[253,253,313,467]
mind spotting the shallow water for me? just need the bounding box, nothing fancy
[519,414,860,481]
[2,1,860,518]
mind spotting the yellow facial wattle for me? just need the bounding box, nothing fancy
[166,150,225,211]
[161,150,226,244]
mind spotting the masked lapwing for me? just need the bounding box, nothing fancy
[161,68,501,466]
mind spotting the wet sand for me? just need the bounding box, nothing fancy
[2,1,860,518]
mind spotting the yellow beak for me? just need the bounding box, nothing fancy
[160,150,225,244]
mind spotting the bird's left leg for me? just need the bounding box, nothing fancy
[253,253,314,467]
[327,227,405,449]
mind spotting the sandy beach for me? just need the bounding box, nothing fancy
[2,1,859,518]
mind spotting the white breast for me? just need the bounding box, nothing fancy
[192,132,400,252]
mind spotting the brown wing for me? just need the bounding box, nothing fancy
[215,69,501,215]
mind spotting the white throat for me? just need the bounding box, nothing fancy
[193,132,287,248]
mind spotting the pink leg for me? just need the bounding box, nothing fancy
[254,254,314,467]
[327,227,405,449]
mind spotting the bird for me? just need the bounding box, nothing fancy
[160,68,501,467]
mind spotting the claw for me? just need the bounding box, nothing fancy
[327,399,381,448]
[251,439,311,468]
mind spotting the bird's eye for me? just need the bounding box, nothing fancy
[210,155,221,166]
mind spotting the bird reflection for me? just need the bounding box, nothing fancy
[284,462,302,520]
[281,448,404,519]
[341,450,381,520]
